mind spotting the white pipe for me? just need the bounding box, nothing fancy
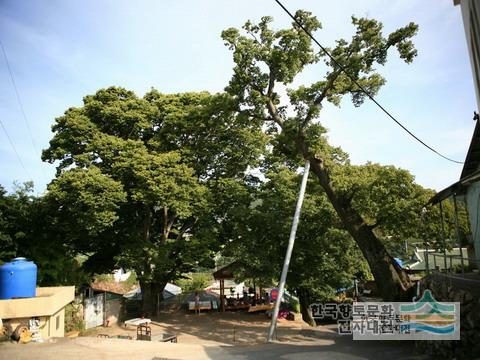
[267,160,310,342]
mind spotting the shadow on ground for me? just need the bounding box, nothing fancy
[84,311,426,359]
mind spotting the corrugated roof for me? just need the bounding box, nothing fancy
[213,261,244,280]
[91,281,135,295]
[461,120,480,179]
[427,181,463,205]
[428,120,480,205]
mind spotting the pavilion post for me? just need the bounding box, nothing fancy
[220,279,225,312]
[453,195,465,273]
[439,201,448,271]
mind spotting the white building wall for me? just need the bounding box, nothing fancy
[466,181,480,263]
[457,0,480,109]
[113,268,131,282]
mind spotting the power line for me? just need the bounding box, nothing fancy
[273,0,464,165]
[1,39,48,181]
[0,119,31,179]
[0,41,39,154]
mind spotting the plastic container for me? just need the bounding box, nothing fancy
[0,257,37,299]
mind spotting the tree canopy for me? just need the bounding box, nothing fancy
[41,87,267,314]
[221,10,420,300]
[0,9,461,317]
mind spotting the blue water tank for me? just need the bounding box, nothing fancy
[0,257,37,299]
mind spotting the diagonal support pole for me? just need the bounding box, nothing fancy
[267,160,310,342]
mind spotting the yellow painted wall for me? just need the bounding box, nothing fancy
[0,286,74,319]
[3,308,65,339]
[48,308,65,338]
[0,286,73,339]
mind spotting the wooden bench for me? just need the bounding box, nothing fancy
[248,304,274,313]
[97,334,133,340]
[225,303,250,311]
[124,318,151,327]
[188,301,212,312]
[151,333,177,343]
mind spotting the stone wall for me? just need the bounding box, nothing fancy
[105,298,122,326]
[417,272,480,359]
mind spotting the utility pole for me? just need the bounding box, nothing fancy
[267,160,310,343]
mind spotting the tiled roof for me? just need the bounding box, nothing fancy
[91,281,137,295]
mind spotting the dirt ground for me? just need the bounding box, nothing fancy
[0,312,424,359]
[83,311,317,345]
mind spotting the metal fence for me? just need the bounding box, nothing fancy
[424,249,480,275]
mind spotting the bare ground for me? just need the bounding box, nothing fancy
[0,312,426,359]
[86,311,310,345]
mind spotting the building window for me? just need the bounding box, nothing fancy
[56,316,60,330]
[85,288,93,298]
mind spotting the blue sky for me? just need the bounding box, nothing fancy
[0,0,477,194]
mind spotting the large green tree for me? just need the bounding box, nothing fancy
[43,87,266,315]
[221,11,420,300]
[0,182,89,286]
[0,183,33,262]
[223,166,368,325]
[224,159,440,325]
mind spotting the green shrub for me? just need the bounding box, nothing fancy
[64,302,85,333]
[123,272,138,288]
[93,273,114,282]
[290,298,301,313]
[177,273,213,292]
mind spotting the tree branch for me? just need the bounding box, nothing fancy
[266,99,284,128]
[162,207,169,243]
[342,187,359,207]
[267,68,275,97]
[302,46,356,126]
[368,222,379,230]
[165,216,176,242]
[175,218,198,244]
[144,207,152,243]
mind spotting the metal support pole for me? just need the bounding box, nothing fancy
[453,195,465,273]
[425,241,430,274]
[421,207,429,274]
[267,160,310,343]
[461,196,476,269]
[439,202,448,271]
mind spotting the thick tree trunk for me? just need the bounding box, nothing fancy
[140,280,166,317]
[297,287,316,327]
[307,156,413,301]
[263,68,413,301]
[138,207,169,317]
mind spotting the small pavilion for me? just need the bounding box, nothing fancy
[213,261,269,312]
[213,261,244,312]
